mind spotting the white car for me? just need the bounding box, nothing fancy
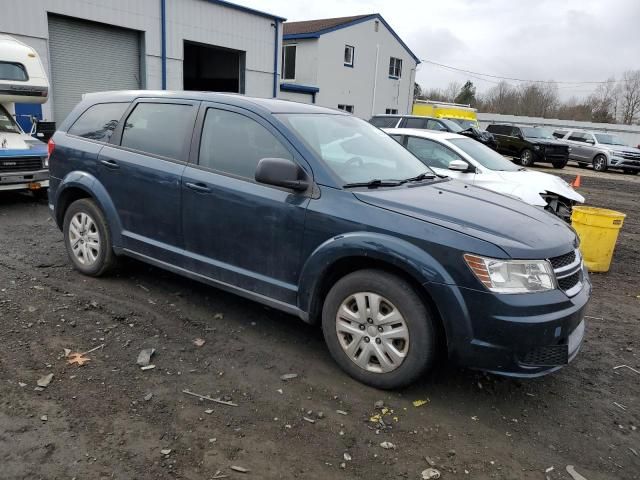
[383,128,584,222]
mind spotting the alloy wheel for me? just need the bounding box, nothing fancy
[68,212,101,266]
[335,292,409,373]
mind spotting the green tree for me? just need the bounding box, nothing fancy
[454,80,477,105]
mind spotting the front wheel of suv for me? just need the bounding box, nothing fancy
[520,149,534,167]
[552,159,568,169]
[593,154,608,172]
[321,269,436,389]
[63,198,117,277]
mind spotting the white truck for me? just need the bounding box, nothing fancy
[0,34,50,194]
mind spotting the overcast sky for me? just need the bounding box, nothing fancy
[240,0,639,100]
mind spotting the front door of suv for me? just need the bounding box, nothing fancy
[98,99,199,259]
[181,103,311,305]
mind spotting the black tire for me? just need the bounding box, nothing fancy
[622,168,638,175]
[520,149,534,167]
[552,159,568,169]
[576,162,588,168]
[63,198,117,276]
[321,269,436,389]
[593,154,608,172]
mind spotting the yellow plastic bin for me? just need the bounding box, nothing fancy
[571,206,626,272]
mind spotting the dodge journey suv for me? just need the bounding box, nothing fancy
[48,91,590,389]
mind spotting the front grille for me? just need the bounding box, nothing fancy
[620,152,640,161]
[549,249,583,297]
[549,251,576,269]
[0,157,44,172]
[558,270,580,291]
[520,344,569,366]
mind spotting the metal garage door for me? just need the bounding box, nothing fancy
[48,15,141,125]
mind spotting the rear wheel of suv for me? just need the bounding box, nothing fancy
[593,154,608,172]
[520,149,534,167]
[552,159,568,169]
[63,198,116,277]
[321,269,436,389]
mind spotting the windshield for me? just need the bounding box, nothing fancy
[447,118,477,130]
[0,105,21,134]
[521,127,554,139]
[278,114,433,184]
[594,133,626,146]
[449,137,521,171]
[439,118,464,133]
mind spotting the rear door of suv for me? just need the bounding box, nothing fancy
[180,102,312,305]
[565,131,590,162]
[97,98,199,259]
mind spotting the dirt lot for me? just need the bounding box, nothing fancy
[0,174,638,480]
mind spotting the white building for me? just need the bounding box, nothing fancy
[279,14,419,119]
[0,0,285,129]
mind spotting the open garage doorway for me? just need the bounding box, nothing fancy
[183,41,245,93]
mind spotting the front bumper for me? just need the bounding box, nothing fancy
[0,169,49,191]
[534,148,569,164]
[426,266,591,377]
[610,156,640,170]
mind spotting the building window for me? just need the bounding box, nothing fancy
[282,44,296,81]
[338,104,354,114]
[385,108,398,115]
[344,45,354,67]
[389,57,402,79]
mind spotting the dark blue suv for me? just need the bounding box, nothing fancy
[48,91,590,389]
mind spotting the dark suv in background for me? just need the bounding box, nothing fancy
[48,91,590,388]
[486,124,570,168]
[370,114,497,149]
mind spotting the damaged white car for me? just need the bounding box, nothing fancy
[384,128,584,222]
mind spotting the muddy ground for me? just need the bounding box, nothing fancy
[0,173,638,480]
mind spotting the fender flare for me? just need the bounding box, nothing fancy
[54,171,123,247]
[297,231,455,314]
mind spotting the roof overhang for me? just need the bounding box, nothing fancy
[280,83,320,94]
[202,0,286,21]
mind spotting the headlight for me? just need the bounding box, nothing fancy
[533,145,541,150]
[43,156,49,168]
[567,147,572,152]
[464,254,556,293]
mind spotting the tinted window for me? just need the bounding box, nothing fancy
[404,118,427,129]
[406,136,463,169]
[199,108,292,179]
[0,61,28,81]
[521,127,553,139]
[553,130,568,139]
[370,116,400,128]
[121,103,194,160]
[568,132,588,142]
[68,102,129,142]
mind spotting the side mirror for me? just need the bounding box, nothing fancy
[449,160,471,172]
[255,157,309,191]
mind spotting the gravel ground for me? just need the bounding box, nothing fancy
[0,174,638,480]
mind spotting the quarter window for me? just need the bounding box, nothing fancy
[282,44,296,81]
[199,108,292,179]
[121,103,194,160]
[0,61,28,81]
[344,45,354,67]
[406,136,463,169]
[389,57,402,78]
[68,102,129,142]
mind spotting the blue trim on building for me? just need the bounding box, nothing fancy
[160,0,167,89]
[202,0,286,21]
[273,21,279,98]
[280,83,319,103]
[283,14,420,65]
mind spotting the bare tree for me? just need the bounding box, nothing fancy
[587,78,619,123]
[482,81,519,113]
[444,81,462,103]
[518,83,559,117]
[620,70,640,124]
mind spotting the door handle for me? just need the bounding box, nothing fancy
[100,159,120,169]
[185,182,211,193]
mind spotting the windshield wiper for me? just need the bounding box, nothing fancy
[401,172,436,183]
[343,179,404,189]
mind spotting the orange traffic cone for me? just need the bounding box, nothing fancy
[572,175,581,188]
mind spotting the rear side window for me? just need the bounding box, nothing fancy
[553,130,568,139]
[404,118,427,129]
[370,116,399,128]
[121,103,194,160]
[568,132,588,142]
[0,61,28,81]
[487,125,508,135]
[68,102,129,142]
[199,108,292,179]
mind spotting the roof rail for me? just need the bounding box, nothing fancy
[415,99,472,108]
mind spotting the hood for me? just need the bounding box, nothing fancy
[353,179,577,259]
[607,145,640,154]
[0,131,46,156]
[493,170,585,205]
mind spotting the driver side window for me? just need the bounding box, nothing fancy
[406,136,464,169]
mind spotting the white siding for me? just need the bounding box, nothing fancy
[0,0,281,122]
[283,18,417,118]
